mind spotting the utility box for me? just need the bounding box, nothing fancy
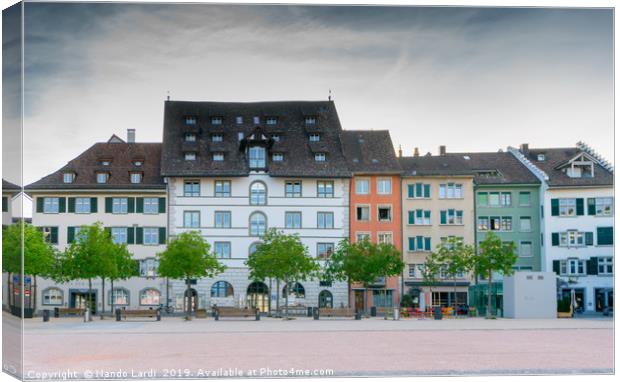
[503,272,557,319]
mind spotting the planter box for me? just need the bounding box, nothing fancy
[557,311,572,318]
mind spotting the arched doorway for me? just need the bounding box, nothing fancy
[184,288,198,313]
[247,282,269,313]
[318,290,333,308]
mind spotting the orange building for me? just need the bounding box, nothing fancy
[341,131,402,313]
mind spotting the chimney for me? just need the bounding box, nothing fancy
[414,147,419,157]
[127,129,136,143]
[520,143,529,155]
[398,145,403,158]
[439,145,446,156]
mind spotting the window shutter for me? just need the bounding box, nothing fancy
[587,198,596,215]
[408,211,414,225]
[2,197,7,212]
[415,183,423,198]
[587,257,598,275]
[50,227,58,244]
[135,227,144,245]
[585,232,594,246]
[127,227,135,245]
[575,198,584,216]
[36,197,44,213]
[159,227,166,244]
[416,236,423,250]
[67,227,75,244]
[597,227,613,245]
[128,197,135,213]
[456,210,463,220]
[58,198,66,213]
[424,210,431,219]
[551,233,559,246]
[135,198,144,213]
[158,198,166,213]
[105,197,113,213]
[408,237,415,251]
[550,199,559,216]
[552,260,560,275]
[67,198,76,213]
[440,210,447,225]
[407,185,414,198]
[424,237,431,251]
[90,197,98,213]
[423,184,430,198]
[416,209,423,219]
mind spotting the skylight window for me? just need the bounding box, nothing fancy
[212,134,223,142]
[185,133,196,142]
[213,153,224,161]
[537,154,546,161]
[130,172,142,184]
[272,153,284,162]
[185,152,197,161]
[266,117,278,125]
[271,134,280,142]
[236,116,243,124]
[185,116,196,125]
[134,160,143,166]
[211,117,223,125]
[253,116,260,124]
[305,117,317,125]
[96,172,108,184]
[315,153,326,162]
[309,134,320,142]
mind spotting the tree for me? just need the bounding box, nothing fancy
[2,223,56,312]
[246,229,319,318]
[474,232,517,318]
[157,231,225,320]
[107,244,139,315]
[434,237,475,316]
[421,250,442,311]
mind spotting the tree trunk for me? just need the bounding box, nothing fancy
[453,276,458,317]
[347,279,351,309]
[284,279,289,319]
[33,275,37,315]
[486,270,493,319]
[276,279,280,318]
[384,274,388,319]
[268,278,273,316]
[100,278,105,319]
[185,279,191,321]
[88,278,93,321]
[110,279,114,316]
[7,272,11,308]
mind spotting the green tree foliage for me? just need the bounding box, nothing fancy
[157,231,225,319]
[475,232,517,318]
[421,250,442,305]
[434,237,475,315]
[107,243,139,315]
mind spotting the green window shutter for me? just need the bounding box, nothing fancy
[550,199,559,216]
[58,198,66,213]
[50,227,58,244]
[415,183,423,198]
[416,209,423,219]
[416,236,423,250]
[408,211,415,225]
[2,197,7,212]
[135,227,144,245]
[585,232,594,246]
[128,197,135,213]
[456,210,463,219]
[159,227,166,244]
[424,210,431,219]
[407,185,414,198]
[67,197,76,213]
[408,237,415,251]
[105,197,113,213]
[587,198,596,215]
[551,233,559,246]
[424,237,431,251]
[423,184,430,198]
[440,210,447,225]
[127,227,135,244]
[36,197,44,213]
[575,198,584,216]
[587,257,598,275]
[597,227,613,245]
[136,198,144,213]
[158,198,166,213]
[67,227,75,244]
[90,197,98,213]
[552,260,560,275]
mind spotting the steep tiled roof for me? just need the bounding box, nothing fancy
[25,140,165,190]
[341,130,401,174]
[161,100,351,178]
[522,147,613,187]
[2,179,21,192]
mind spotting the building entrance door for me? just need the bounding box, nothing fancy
[595,288,613,312]
[246,282,269,313]
[70,291,96,314]
[354,290,364,312]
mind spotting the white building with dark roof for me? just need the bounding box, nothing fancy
[2,179,21,227]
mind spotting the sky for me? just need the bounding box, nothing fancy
[2,3,614,187]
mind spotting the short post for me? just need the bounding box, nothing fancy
[42,310,50,322]
[255,309,260,321]
[115,308,121,322]
[156,309,161,321]
[313,307,320,320]
[370,306,377,317]
[54,307,59,318]
[307,307,313,317]
[214,309,219,321]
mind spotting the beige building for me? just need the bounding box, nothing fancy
[398,149,475,310]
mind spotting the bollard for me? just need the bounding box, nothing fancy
[157,309,161,321]
[43,310,50,322]
[115,308,121,322]
[255,310,260,321]
[370,306,377,317]
[313,308,320,320]
[54,307,59,318]
[393,308,400,321]
[307,307,313,317]
[433,307,442,320]
[84,309,90,322]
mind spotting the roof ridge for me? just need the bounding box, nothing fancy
[507,146,549,182]
[576,141,614,173]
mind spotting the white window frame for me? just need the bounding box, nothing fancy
[598,257,613,275]
[214,211,231,228]
[112,198,128,214]
[377,205,392,222]
[272,153,284,162]
[377,178,392,195]
[559,198,577,217]
[184,152,197,161]
[356,205,370,222]
[184,211,200,228]
[285,211,302,229]
[75,197,91,214]
[63,173,74,184]
[355,178,370,195]
[314,153,327,162]
[130,172,142,184]
[143,197,159,214]
[213,153,224,161]
[111,227,127,244]
[143,227,159,246]
[214,242,231,259]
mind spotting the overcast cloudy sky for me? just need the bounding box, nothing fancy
[7,3,615,185]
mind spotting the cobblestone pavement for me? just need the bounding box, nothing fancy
[5,313,613,379]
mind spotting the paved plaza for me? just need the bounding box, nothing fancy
[3,312,614,379]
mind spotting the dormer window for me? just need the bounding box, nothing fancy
[133,160,143,166]
[236,116,243,124]
[185,152,197,161]
[309,134,320,142]
[271,134,280,142]
[272,153,284,162]
[96,172,108,184]
[63,173,75,184]
[211,117,223,125]
[305,117,317,125]
[537,154,545,161]
[185,133,196,142]
[130,172,142,184]
[315,153,326,162]
[266,117,278,125]
[249,146,266,169]
[100,160,111,166]
[212,134,223,142]
[253,116,260,124]
[185,116,197,125]
[213,153,224,161]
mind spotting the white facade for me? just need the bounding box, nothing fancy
[166,174,350,312]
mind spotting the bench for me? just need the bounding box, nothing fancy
[213,307,260,321]
[116,308,161,321]
[54,307,85,317]
[195,309,208,319]
[315,307,360,320]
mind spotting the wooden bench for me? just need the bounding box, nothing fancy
[315,307,360,320]
[213,307,260,321]
[54,307,85,317]
[195,309,208,319]
[116,308,161,321]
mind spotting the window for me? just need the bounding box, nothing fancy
[214,211,231,228]
[253,116,260,124]
[440,236,463,250]
[285,212,302,229]
[143,198,159,214]
[211,281,234,297]
[487,192,500,206]
[356,232,370,242]
[96,172,108,184]
[598,257,613,275]
[140,289,160,305]
[519,217,532,232]
[285,181,302,198]
[356,205,370,221]
[560,231,585,247]
[238,132,244,141]
[408,236,431,252]
[597,226,613,245]
[305,117,317,125]
[130,173,142,184]
[140,258,159,277]
[560,259,586,276]
[317,243,334,259]
[408,264,418,278]
[500,192,512,206]
[2,197,7,212]
[75,198,91,214]
[408,183,431,199]
[42,288,63,306]
[489,216,501,231]
[211,117,223,125]
[317,212,334,229]
[519,192,531,206]
[185,133,196,142]
[109,288,129,306]
[213,153,224,161]
[184,180,200,197]
[63,173,74,183]
[355,179,369,194]
[378,206,392,222]
[236,116,243,124]
[309,133,320,142]
[43,198,60,213]
[111,227,127,244]
[184,211,200,228]
[519,241,533,257]
[595,198,613,216]
[477,217,489,231]
[439,183,463,199]
[377,178,392,194]
[214,180,231,197]
[211,134,223,142]
[283,283,305,299]
[477,192,488,206]
[250,182,267,205]
[143,228,159,245]
[440,209,463,225]
[314,153,326,162]
[249,212,267,236]
[266,117,278,125]
[501,216,512,231]
[271,134,280,142]
[317,181,334,198]
[409,209,431,225]
[248,146,266,169]
[214,242,231,259]
[112,198,128,214]
[272,153,284,162]
[185,152,196,161]
[185,116,196,125]
[537,154,545,161]
[559,198,576,216]
[41,227,58,244]
[378,232,393,244]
